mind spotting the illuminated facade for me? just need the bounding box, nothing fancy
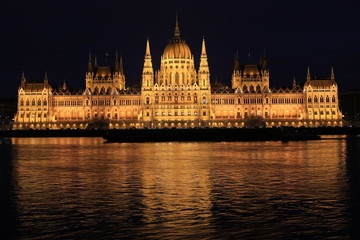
[13,17,343,130]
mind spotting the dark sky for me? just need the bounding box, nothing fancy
[2,0,359,98]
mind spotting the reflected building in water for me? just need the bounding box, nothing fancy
[13,16,342,130]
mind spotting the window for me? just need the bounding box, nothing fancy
[320,96,324,103]
[20,100,24,106]
[332,96,336,102]
[203,111,206,116]
[26,100,30,106]
[202,97,207,104]
[314,96,318,103]
[146,97,150,104]
[308,97,312,103]
[326,96,329,103]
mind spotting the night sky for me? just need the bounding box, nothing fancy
[2,0,359,99]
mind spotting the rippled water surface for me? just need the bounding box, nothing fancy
[1,137,360,239]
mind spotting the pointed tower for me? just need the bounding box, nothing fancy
[88,51,93,73]
[62,80,67,91]
[292,77,297,88]
[94,55,98,68]
[86,51,95,89]
[173,13,181,42]
[20,71,26,89]
[232,50,241,88]
[331,67,335,80]
[44,71,48,87]
[306,67,311,81]
[198,37,210,88]
[113,50,125,90]
[261,50,267,70]
[142,38,154,90]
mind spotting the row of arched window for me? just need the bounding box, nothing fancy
[308,95,336,103]
[20,99,47,106]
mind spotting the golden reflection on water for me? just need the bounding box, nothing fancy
[9,137,352,238]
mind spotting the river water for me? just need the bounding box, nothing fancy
[1,137,360,239]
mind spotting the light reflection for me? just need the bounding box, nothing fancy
[8,137,355,239]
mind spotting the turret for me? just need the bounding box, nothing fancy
[306,67,311,81]
[198,37,210,88]
[231,50,241,89]
[292,77,297,88]
[142,38,154,89]
[88,51,93,72]
[44,71,48,87]
[20,71,26,89]
[62,80,67,90]
[261,51,267,70]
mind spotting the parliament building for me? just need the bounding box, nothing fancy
[13,18,343,130]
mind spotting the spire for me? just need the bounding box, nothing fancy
[331,66,335,80]
[199,37,210,88]
[94,55,98,68]
[142,37,154,89]
[21,71,26,88]
[293,76,297,88]
[233,50,240,72]
[62,80,67,90]
[174,13,180,37]
[172,13,182,42]
[44,71,48,85]
[201,37,207,56]
[145,37,151,57]
[261,50,267,69]
[307,67,311,81]
[88,51,93,72]
[119,55,124,75]
[115,49,119,72]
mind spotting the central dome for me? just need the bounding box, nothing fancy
[163,41,192,59]
[162,15,192,60]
